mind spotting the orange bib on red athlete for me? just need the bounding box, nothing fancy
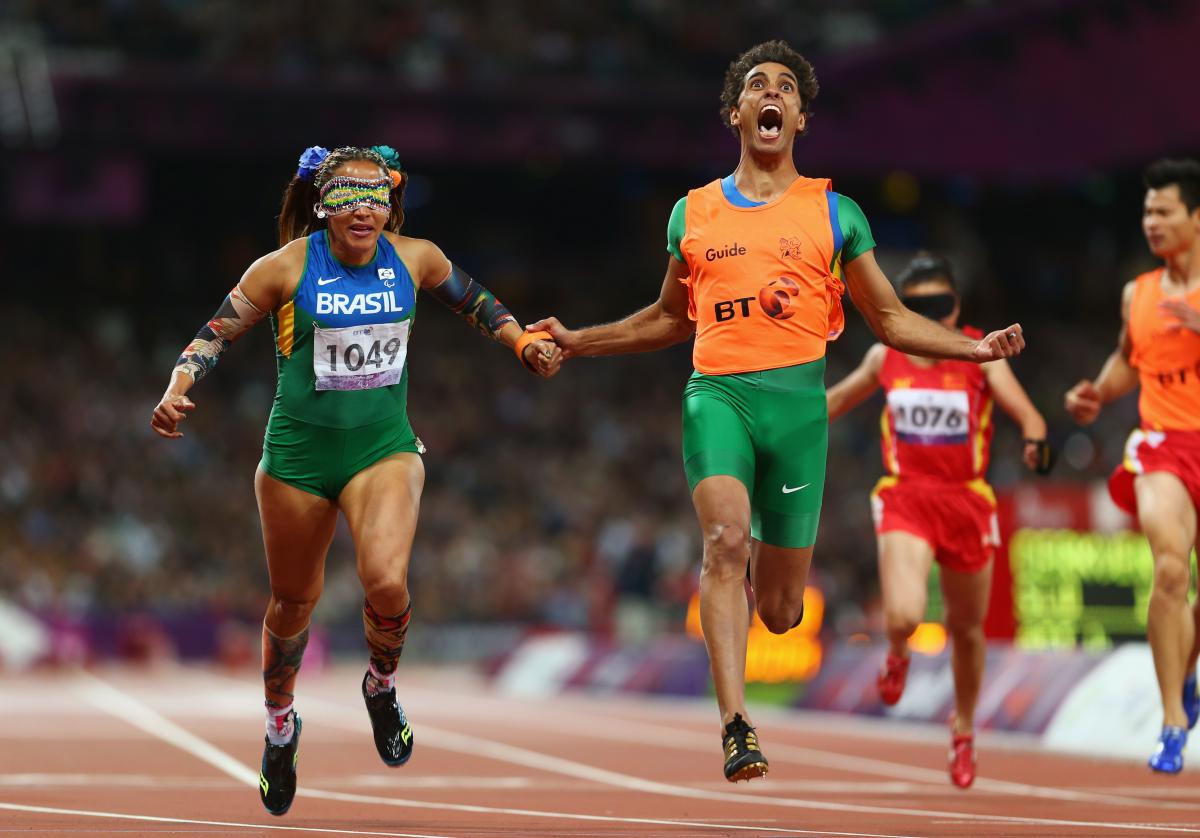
[678,177,843,375]
[1128,268,1200,431]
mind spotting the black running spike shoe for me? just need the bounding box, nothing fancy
[362,670,414,766]
[722,713,769,782]
[259,713,301,816]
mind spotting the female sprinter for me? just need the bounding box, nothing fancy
[150,145,560,815]
[826,253,1049,788]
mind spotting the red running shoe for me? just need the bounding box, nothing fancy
[949,730,976,789]
[876,652,910,706]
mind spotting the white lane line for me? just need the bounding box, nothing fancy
[520,704,1200,811]
[199,668,1176,811]
[0,802,457,837]
[0,772,239,789]
[1098,789,1200,798]
[300,786,923,838]
[150,668,1200,828]
[690,781,944,794]
[290,692,1200,834]
[81,670,258,787]
[411,720,1200,833]
[0,772,536,791]
[318,774,535,789]
[387,678,1187,811]
[79,673,914,838]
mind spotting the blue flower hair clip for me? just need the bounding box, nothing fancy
[297,146,330,181]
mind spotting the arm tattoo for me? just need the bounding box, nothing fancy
[262,625,309,705]
[175,284,266,381]
[427,264,515,340]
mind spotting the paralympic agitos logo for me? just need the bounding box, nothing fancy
[714,277,801,322]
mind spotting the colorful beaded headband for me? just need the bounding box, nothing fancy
[315,176,393,218]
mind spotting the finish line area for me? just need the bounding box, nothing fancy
[2,664,1198,837]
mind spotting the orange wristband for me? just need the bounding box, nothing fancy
[514,330,553,371]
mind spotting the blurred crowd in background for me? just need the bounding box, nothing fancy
[0,0,1182,661]
[15,0,991,85]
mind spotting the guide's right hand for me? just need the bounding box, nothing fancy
[971,324,1025,362]
[151,393,196,439]
[525,317,578,359]
[1064,379,1101,426]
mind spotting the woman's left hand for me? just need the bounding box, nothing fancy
[524,339,564,378]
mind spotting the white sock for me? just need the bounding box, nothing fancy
[365,662,396,696]
[265,703,295,745]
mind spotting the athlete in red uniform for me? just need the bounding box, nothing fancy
[1066,158,1200,774]
[828,254,1049,788]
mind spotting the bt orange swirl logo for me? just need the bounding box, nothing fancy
[758,277,800,320]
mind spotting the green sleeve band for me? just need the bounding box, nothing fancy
[666,196,687,264]
[834,193,876,265]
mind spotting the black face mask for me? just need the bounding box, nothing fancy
[902,292,957,321]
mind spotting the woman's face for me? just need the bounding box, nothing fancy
[319,159,391,248]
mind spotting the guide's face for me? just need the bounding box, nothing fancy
[1143,185,1198,258]
[731,62,806,155]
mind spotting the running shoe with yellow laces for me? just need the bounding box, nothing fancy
[722,713,769,782]
[259,713,301,816]
[362,670,414,766]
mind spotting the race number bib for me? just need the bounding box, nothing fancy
[313,320,409,391]
[887,388,969,445]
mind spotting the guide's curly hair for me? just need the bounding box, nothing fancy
[719,40,819,138]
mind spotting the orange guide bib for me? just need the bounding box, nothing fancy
[678,177,842,375]
[1128,268,1200,431]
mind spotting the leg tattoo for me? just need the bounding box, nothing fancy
[363,599,412,677]
[262,624,310,708]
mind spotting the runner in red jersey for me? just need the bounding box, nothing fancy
[828,254,1049,788]
[1066,158,1200,774]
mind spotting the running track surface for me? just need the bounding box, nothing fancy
[2,664,1198,837]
